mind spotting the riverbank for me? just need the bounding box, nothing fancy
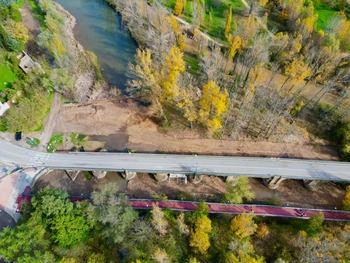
[54,3,108,102]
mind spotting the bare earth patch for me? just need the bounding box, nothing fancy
[32,171,346,210]
[33,170,127,196]
[54,99,339,160]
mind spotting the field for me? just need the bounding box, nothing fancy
[0,63,17,91]
[313,3,339,31]
[160,0,245,40]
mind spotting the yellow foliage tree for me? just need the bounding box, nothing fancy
[189,216,212,254]
[256,223,270,239]
[177,89,198,127]
[230,213,257,239]
[4,20,29,44]
[199,80,229,134]
[51,33,66,57]
[174,0,184,16]
[227,35,242,60]
[225,4,233,38]
[343,186,350,210]
[161,46,185,100]
[151,204,168,236]
[167,15,186,50]
[284,56,311,85]
[152,248,169,263]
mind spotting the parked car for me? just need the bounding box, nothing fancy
[15,132,22,141]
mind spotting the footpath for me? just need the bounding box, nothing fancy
[130,199,350,221]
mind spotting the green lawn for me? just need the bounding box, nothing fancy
[47,133,64,152]
[314,4,338,31]
[0,63,17,91]
[160,0,244,41]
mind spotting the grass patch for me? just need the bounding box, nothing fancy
[28,0,46,29]
[26,137,40,147]
[314,4,338,31]
[47,133,64,152]
[84,171,93,180]
[160,0,244,41]
[33,91,53,132]
[184,53,201,75]
[71,133,86,146]
[0,63,18,91]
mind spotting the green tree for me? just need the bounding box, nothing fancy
[305,214,324,237]
[0,221,55,262]
[223,177,255,204]
[87,183,138,244]
[32,188,91,248]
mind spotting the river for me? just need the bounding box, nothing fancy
[54,0,137,90]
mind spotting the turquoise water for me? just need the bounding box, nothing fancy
[55,0,137,90]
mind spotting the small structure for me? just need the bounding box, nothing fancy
[0,101,10,116]
[17,51,44,74]
[168,174,188,184]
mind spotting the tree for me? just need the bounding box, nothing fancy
[189,216,212,254]
[199,80,229,134]
[161,46,185,100]
[225,4,233,38]
[174,0,184,16]
[256,223,269,239]
[306,214,324,237]
[152,248,170,263]
[3,19,28,44]
[342,186,350,210]
[87,183,138,244]
[32,188,91,248]
[177,212,190,235]
[0,221,55,262]
[230,213,257,239]
[151,204,169,236]
[223,177,255,204]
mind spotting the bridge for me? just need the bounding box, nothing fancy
[1,139,350,182]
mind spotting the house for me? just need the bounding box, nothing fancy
[17,51,44,74]
[0,101,10,116]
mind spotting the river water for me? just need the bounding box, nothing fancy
[54,0,137,90]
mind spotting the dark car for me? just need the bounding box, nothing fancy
[15,132,22,141]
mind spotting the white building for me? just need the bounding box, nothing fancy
[0,101,10,116]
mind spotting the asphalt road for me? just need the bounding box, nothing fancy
[1,139,350,181]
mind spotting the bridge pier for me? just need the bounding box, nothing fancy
[263,176,286,189]
[92,170,107,179]
[120,170,137,180]
[188,174,204,184]
[303,180,320,191]
[154,173,169,183]
[65,170,80,181]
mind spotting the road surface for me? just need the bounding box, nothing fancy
[0,139,350,181]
